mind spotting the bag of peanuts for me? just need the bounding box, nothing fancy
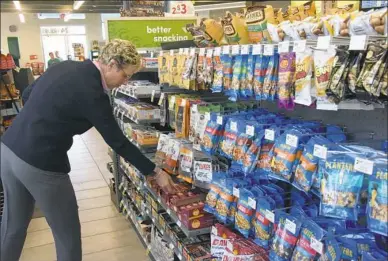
[349,8,387,36]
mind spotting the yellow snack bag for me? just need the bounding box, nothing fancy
[301,1,316,18]
[201,18,225,46]
[158,53,169,85]
[221,12,250,45]
[245,5,277,43]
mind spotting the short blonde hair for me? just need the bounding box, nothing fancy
[99,39,141,67]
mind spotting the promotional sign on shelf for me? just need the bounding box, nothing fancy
[167,1,195,16]
[107,18,197,49]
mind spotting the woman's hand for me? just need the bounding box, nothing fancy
[153,167,176,193]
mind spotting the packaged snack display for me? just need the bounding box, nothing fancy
[235,188,257,237]
[212,48,224,93]
[245,5,277,43]
[277,52,296,109]
[215,179,236,224]
[294,47,315,106]
[253,196,276,249]
[219,119,244,159]
[222,53,233,93]
[202,120,223,155]
[230,53,243,101]
[262,53,279,101]
[221,12,250,45]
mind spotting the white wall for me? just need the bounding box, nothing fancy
[0,13,103,66]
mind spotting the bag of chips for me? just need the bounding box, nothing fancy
[222,53,233,94]
[242,52,256,99]
[215,178,235,224]
[278,52,296,110]
[262,53,280,101]
[205,173,225,214]
[294,47,315,106]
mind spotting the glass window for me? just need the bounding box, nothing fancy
[101,13,120,40]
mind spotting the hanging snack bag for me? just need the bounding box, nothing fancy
[232,132,253,165]
[158,52,169,84]
[202,119,224,155]
[215,178,234,223]
[319,233,342,261]
[270,212,303,261]
[337,237,358,261]
[320,150,366,221]
[367,157,388,237]
[222,51,233,94]
[178,144,194,182]
[189,103,199,143]
[278,52,296,110]
[235,188,258,238]
[294,47,315,106]
[182,51,197,90]
[239,52,250,99]
[168,95,177,129]
[291,219,325,261]
[219,118,243,159]
[243,52,256,98]
[197,49,206,91]
[262,52,280,101]
[245,5,276,43]
[314,47,337,107]
[230,52,243,101]
[242,131,265,174]
[155,133,171,166]
[293,136,331,193]
[257,127,280,174]
[253,196,276,249]
[204,49,214,90]
[175,98,190,138]
[164,138,182,174]
[212,47,224,93]
[221,12,250,45]
[204,173,225,214]
[253,54,264,100]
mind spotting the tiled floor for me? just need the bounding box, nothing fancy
[21,128,148,261]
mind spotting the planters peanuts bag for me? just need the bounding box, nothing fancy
[367,157,388,237]
[319,233,342,261]
[253,196,276,249]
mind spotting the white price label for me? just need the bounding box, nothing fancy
[278,41,290,53]
[190,48,196,56]
[265,210,275,223]
[205,112,211,121]
[184,48,190,55]
[177,220,182,227]
[222,45,230,55]
[293,40,307,53]
[170,49,175,56]
[248,197,256,209]
[313,145,327,159]
[286,134,298,147]
[211,226,217,235]
[206,48,214,58]
[241,45,249,55]
[217,116,223,125]
[354,157,374,175]
[167,209,171,215]
[252,44,262,55]
[199,48,206,56]
[246,125,255,136]
[192,104,198,112]
[178,253,182,260]
[311,237,324,254]
[214,47,222,56]
[285,219,296,234]
[227,241,234,252]
[169,243,174,249]
[180,98,185,106]
[232,45,240,55]
[263,45,274,55]
[265,129,275,141]
[159,50,164,57]
[349,35,368,50]
[158,93,165,106]
[231,121,237,132]
[233,187,240,198]
[151,90,156,103]
[317,36,331,50]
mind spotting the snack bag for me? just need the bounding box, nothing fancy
[270,212,303,261]
[253,196,276,249]
[212,48,224,93]
[262,53,279,101]
[293,136,331,193]
[230,54,243,101]
[189,103,199,142]
[337,237,358,261]
[204,50,215,90]
[291,219,325,261]
[215,178,235,224]
[200,18,225,46]
[164,138,182,174]
[349,8,387,36]
[313,47,337,108]
[197,50,206,90]
[211,224,239,259]
[242,52,256,99]
[278,52,296,110]
[232,133,253,165]
[219,118,243,159]
[205,173,224,214]
[168,95,177,129]
[235,188,258,237]
[294,47,315,106]
[221,12,250,45]
[222,53,233,94]
[245,5,276,43]
[257,127,280,174]
[158,53,169,84]
[175,98,190,138]
[202,120,223,155]
[367,157,388,237]
[319,233,342,261]
[182,52,197,90]
[239,52,250,99]
[242,131,265,174]
[253,54,265,100]
[155,133,170,166]
[178,144,194,182]
[320,150,365,221]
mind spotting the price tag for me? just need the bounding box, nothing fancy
[211,226,217,235]
[214,47,222,56]
[285,219,296,234]
[311,237,324,255]
[354,157,374,175]
[241,45,249,55]
[252,44,262,55]
[178,97,183,106]
[199,48,206,56]
[227,241,234,252]
[194,160,212,183]
[246,125,255,136]
[184,48,190,55]
[263,45,274,55]
[206,48,214,58]
[233,187,240,198]
[158,93,165,106]
[179,48,183,54]
[159,50,164,57]
[169,243,174,249]
[349,35,368,50]
[278,41,290,53]
[232,45,240,55]
[170,50,175,56]
[205,112,211,121]
[177,220,182,227]
[293,40,307,53]
[265,129,275,141]
[151,90,156,103]
[167,209,171,215]
[265,210,275,223]
[248,197,256,209]
[191,104,198,112]
[286,134,298,147]
[317,36,331,50]
[313,145,327,159]
[231,121,237,132]
[222,45,230,55]
[217,116,223,125]
[178,253,182,260]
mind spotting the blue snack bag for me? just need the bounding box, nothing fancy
[222,54,233,96]
[253,196,276,249]
[254,54,270,100]
[320,150,365,221]
[338,237,358,261]
[262,53,279,101]
[319,233,342,261]
[291,219,325,261]
[270,212,303,261]
[211,52,224,93]
[215,178,235,224]
[242,130,265,174]
[361,249,388,261]
[219,118,244,159]
[261,185,284,208]
[242,52,255,98]
[367,157,388,237]
[204,172,226,214]
[201,120,224,155]
[229,54,243,101]
[293,136,331,193]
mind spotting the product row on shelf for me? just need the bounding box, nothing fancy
[186,3,387,48]
[113,98,161,125]
[113,80,160,99]
[158,35,387,111]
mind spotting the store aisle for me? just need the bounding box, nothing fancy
[20,128,148,261]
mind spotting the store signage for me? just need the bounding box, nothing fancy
[167,1,195,16]
[41,27,68,35]
[107,18,197,49]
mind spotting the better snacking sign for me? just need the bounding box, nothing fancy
[107,18,197,48]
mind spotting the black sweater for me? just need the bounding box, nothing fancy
[2,60,156,175]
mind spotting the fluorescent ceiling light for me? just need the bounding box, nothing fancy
[194,1,246,12]
[73,1,85,10]
[13,1,21,10]
[19,13,25,23]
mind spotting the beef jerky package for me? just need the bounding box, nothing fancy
[245,5,277,43]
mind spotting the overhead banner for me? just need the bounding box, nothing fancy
[106,17,197,49]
